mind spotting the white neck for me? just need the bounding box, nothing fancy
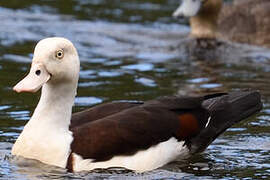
[30,81,77,129]
[12,80,78,168]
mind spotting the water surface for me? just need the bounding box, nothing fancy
[0,0,270,179]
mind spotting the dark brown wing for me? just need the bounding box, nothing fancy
[70,96,210,162]
[70,101,143,128]
[189,90,262,154]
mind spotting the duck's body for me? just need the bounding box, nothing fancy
[174,0,270,48]
[219,0,270,48]
[12,37,262,172]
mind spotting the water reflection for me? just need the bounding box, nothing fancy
[135,77,157,87]
[75,97,103,106]
[121,63,154,72]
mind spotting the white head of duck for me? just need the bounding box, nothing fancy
[14,37,80,94]
[173,0,223,39]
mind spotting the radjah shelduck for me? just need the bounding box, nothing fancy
[12,37,262,172]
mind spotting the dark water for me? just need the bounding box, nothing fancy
[0,0,270,179]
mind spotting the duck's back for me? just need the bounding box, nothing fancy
[219,0,270,48]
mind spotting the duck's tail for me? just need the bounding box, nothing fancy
[189,90,262,154]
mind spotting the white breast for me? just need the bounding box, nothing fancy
[12,121,73,168]
[72,137,190,172]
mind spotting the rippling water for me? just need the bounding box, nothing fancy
[0,0,270,179]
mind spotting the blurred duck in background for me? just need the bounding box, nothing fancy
[173,0,270,48]
[172,0,270,61]
[173,0,222,40]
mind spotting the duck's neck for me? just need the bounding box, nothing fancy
[190,0,222,39]
[12,80,78,168]
[30,81,78,130]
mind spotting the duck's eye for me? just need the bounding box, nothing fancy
[35,70,41,76]
[55,49,64,59]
